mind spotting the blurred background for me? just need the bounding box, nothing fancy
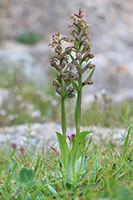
[0,0,133,128]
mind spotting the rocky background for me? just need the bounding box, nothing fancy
[0,0,133,102]
[0,0,133,148]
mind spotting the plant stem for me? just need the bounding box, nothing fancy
[61,85,67,139]
[76,74,82,135]
[73,165,77,185]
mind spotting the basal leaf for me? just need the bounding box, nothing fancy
[65,156,73,183]
[76,156,87,174]
[56,132,69,171]
[70,131,92,169]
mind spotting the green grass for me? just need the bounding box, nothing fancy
[81,95,133,128]
[0,124,133,199]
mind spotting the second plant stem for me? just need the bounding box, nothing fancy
[75,74,82,135]
[61,84,67,139]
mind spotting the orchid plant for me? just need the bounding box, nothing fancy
[49,8,95,184]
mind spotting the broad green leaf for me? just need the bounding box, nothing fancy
[70,131,92,169]
[76,156,87,174]
[81,156,87,172]
[65,156,73,183]
[56,132,69,171]
[13,167,35,187]
[19,168,34,183]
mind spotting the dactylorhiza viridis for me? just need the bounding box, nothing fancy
[49,8,95,139]
[49,8,95,185]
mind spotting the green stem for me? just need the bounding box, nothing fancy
[76,74,82,135]
[73,164,77,185]
[75,28,82,135]
[61,85,67,139]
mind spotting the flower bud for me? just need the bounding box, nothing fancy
[62,61,66,68]
[79,9,87,18]
[52,32,60,39]
[87,64,95,69]
[64,76,71,82]
[67,133,76,143]
[82,79,93,86]
[69,14,76,19]
[53,80,61,95]
[76,52,82,59]
[70,63,76,70]
[11,143,17,149]
[59,73,68,78]
[19,147,25,153]
[61,36,70,42]
[55,85,61,95]
[67,93,75,98]
[88,53,95,59]
[73,72,79,80]
[82,64,95,74]
[69,29,78,36]
[71,134,76,141]
[84,33,92,40]
[67,86,74,94]
[82,40,91,46]
[50,61,61,72]
[53,79,58,86]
